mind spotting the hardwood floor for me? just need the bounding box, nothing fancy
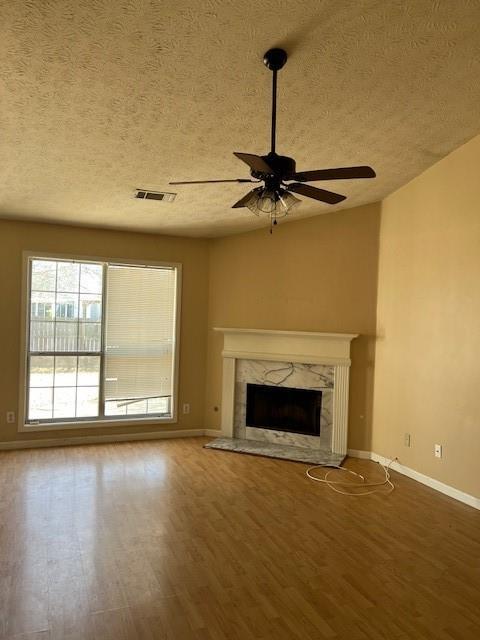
[0,437,479,639]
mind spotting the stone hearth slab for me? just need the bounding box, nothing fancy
[204,437,345,466]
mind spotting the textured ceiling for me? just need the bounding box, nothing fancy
[2,0,480,238]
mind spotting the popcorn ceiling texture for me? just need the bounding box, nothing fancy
[1,0,480,237]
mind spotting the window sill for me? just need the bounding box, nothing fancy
[19,416,177,433]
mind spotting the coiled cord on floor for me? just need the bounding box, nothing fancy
[306,457,398,496]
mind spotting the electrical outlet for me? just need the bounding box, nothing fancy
[6,411,16,424]
[404,433,411,447]
[434,444,442,458]
[182,403,190,415]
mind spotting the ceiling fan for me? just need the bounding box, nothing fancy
[170,48,376,231]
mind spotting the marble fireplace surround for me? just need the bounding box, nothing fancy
[214,328,358,456]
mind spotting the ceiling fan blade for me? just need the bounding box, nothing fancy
[232,189,258,209]
[288,183,346,205]
[169,178,256,185]
[233,152,274,174]
[288,166,376,182]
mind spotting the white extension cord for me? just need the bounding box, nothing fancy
[306,457,398,496]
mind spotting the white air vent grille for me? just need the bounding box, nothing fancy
[135,189,176,202]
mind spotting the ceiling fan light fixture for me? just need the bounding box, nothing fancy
[277,189,300,215]
[257,188,277,214]
[245,187,267,216]
[243,187,263,216]
[246,186,300,218]
[248,187,301,218]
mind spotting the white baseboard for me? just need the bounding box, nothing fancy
[347,449,479,511]
[370,452,480,511]
[347,448,371,459]
[203,429,222,437]
[0,429,207,451]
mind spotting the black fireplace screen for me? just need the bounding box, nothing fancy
[246,383,322,436]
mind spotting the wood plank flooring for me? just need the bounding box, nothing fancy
[0,437,479,639]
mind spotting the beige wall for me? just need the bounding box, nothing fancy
[205,204,381,451]
[0,219,209,443]
[372,134,480,497]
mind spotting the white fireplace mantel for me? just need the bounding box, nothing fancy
[214,328,358,455]
[215,327,357,366]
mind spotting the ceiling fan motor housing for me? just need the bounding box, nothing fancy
[250,153,296,181]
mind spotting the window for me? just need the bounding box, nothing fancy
[24,256,180,426]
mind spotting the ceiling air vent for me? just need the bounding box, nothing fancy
[134,189,176,202]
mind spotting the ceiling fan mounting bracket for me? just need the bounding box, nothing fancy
[263,48,288,71]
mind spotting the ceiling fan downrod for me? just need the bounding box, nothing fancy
[263,48,288,155]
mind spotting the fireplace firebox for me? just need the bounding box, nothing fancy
[246,383,322,437]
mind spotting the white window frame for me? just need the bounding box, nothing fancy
[18,250,182,432]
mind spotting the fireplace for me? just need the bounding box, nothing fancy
[246,383,322,436]
[213,328,358,457]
